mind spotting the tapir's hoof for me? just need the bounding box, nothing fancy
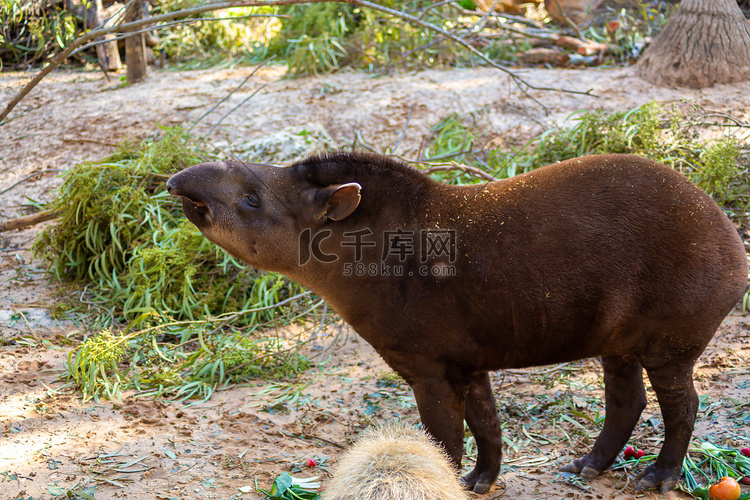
[634,464,679,493]
[461,471,495,494]
[561,458,602,480]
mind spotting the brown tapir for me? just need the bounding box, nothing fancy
[166,152,747,494]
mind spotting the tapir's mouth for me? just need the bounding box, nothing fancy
[166,179,211,223]
[178,194,210,218]
[182,195,206,208]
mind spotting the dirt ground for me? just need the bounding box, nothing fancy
[1,63,749,500]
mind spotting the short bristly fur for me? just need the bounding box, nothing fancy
[322,425,468,500]
[167,152,748,494]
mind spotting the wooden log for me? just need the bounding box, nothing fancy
[65,0,121,71]
[126,0,148,83]
[577,41,610,56]
[520,47,570,66]
[555,35,586,51]
[0,210,61,233]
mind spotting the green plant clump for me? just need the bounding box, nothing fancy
[38,127,318,402]
[0,3,79,69]
[269,1,462,76]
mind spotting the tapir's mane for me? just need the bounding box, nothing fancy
[291,151,433,194]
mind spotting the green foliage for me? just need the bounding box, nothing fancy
[215,332,312,380]
[419,110,538,184]
[154,5,275,68]
[68,328,128,401]
[269,1,461,76]
[581,3,673,64]
[694,138,743,204]
[34,127,203,285]
[0,0,676,74]
[682,442,750,495]
[66,311,319,403]
[0,2,79,69]
[39,127,319,402]
[528,102,749,217]
[530,101,668,165]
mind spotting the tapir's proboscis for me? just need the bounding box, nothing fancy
[167,152,747,494]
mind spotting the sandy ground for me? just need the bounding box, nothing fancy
[0,63,749,499]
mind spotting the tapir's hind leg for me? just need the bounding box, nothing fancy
[462,372,503,494]
[562,355,647,478]
[634,360,698,493]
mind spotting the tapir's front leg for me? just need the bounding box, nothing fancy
[410,375,467,473]
[462,372,503,494]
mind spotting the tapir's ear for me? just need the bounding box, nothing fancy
[317,182,361,222]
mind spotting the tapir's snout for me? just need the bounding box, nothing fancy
[166,165,220,225]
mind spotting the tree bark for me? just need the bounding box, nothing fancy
[635,0,750,88]
[126,0,148,83]
[65,0,122,71]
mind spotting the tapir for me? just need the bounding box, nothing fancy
[166,152,747,494]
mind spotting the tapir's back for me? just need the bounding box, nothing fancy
[431,154,747,369]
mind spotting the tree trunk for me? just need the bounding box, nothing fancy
[635,0,750,88]
[126,0,148,83]
[65,0,122,71]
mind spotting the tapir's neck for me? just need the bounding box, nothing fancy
[281,181,493,330]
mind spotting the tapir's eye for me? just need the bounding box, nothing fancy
[242,193,260,209]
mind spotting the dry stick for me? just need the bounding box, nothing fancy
[348,0,595,96]
[0,169,63,195]
[0,209,62,232]
[70,14,286,56]
[452,5,542,29]
[188,56,275,134]
[385,103,416,154]
[421,162,498,182]
[0,0,596,125]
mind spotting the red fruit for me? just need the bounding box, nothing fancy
[624,446,635,458]
[634,449,645,459]
[739,477,750,485]
[305,458,317,468]
[741,448,750,457]
[708,476,741,500]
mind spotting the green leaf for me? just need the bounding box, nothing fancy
[691,486,709,500]
[271,472,294,495]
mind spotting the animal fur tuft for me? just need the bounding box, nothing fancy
[322,425,469,500]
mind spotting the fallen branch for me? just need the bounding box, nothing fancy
[0,0,597,124]
[0,209,61,232]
